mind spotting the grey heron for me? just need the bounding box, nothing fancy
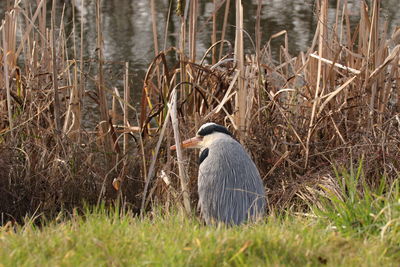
[171,122,266,225]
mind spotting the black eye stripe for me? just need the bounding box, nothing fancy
[198,148,209,164]
[197,124,232,137]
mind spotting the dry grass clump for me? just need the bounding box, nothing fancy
[247,0,400,209]
[0,0,399,223]
[143,0,400,211]
[0,0,143,223]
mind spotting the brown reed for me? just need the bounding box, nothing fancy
[0,0,399,223]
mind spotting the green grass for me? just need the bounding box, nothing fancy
[0,207,399,267]
[314,161,400,239]
[1,166,399,266]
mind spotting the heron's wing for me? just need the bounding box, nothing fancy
[198,140,266,225]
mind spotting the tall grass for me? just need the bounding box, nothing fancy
[309,160,400,238]
[0,0,399,222]
[0,208,399,266]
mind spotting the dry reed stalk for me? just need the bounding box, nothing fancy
[71,0,77,60]
[305,0,327,169]
[309,53,361,74]
[140,50,170,133]
[219,0,230,60]
[191,79,238,129]
[188,0,198,114]
[95,0,113,155]
[140,101,172,216]
[333,0,340,44]
[61,1,81,139]
[58,4,69,103]
[179,4,187,104]
[79,0,84,105]
[51,0,61,132]
[123,62,130,156]
[150,0,159,55]
[189,0,198,62]
[62,61,81,139]
[243,56,257,131]
[111,92,117,124]
[376,20,389,125]
[255,0,262,62]
[3,8,18,118]
[163,0,172,51]
[281,30,294,77]
[112,62,130,193]
[150,0,162,94]
[368,45,400,82]
[111,62,131,193]
[343,1,352,64]
[66,0,81,139]
[378,47,399,123]
[215,70,240,113]
[325,0,342,89]
[2,20,13,133]
[4,9,17,67]
[359,2,369,68]
[37,0,46,57]
[212,0,217,65]
[169,88,191,214]
[234,0,245,132]
[367,0,379,127]
[317,75,357,117]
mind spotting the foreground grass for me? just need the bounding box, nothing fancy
[0,208,399,267]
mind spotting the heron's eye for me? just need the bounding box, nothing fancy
[198,148,209,165]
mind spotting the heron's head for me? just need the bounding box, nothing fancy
[170,122,232,150]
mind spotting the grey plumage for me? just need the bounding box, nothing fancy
[197,132,265,225]
[171,122,266,225]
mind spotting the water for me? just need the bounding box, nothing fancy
[2,0,399,77]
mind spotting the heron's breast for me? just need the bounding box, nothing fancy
[199,141,250,181]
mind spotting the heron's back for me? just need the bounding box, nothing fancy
[198,138,266,225]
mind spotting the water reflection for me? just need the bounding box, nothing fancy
[2,1,399,70]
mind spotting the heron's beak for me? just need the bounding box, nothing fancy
[170,136,203,150]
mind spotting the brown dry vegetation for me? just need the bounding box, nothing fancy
[1,0,399,223]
